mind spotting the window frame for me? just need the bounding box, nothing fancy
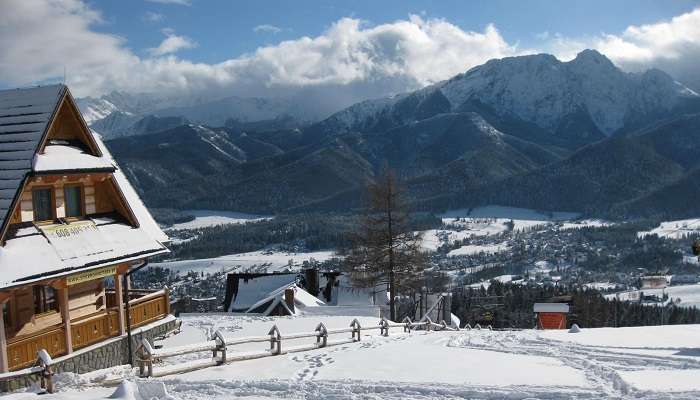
[63,183,85,219]
[31,186,55,224]
[33,285,59,316]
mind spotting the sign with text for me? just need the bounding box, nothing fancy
[38,220,113,261]
[42,220,99,239]
[66,265,117,286]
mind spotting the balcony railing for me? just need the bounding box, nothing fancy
[6,289,170,371]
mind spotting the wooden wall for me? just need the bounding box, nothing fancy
[11,174,110,224]
[5,280,105,340]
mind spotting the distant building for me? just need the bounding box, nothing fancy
[670,274,699,286]
[640,276,668,290]
[533,303,569,329]
[223,269,381,317]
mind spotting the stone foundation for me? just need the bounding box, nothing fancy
[0,316,177,392]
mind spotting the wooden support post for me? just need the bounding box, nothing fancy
[0,299,8,373]
[114,272,126,335]
[58,286,73,354]
[164,286,171,316]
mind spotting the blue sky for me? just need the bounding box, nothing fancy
[93,0,698,65]
[2,0,700,111]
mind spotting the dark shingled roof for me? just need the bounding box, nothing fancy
[0,84,66,230]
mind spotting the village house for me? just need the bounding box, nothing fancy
[0,85,170,374]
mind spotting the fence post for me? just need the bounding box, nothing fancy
[379,318,389,337]
[350,319,362,341]
[402,317,413,333]
[213,330,226,364]
[37,349,54,394]
[315,323,328,347]
[268,325,282,355]
[137,338,155,377]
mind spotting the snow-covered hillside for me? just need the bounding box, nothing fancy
[638,218,700,239]
[166,210,272,231]
[322,50,698,137]
[152,250,336,275]
[8,315,700,399]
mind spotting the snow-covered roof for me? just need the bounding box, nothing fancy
[92,131,169,243]
[0,85,66,230]
[0,215,167,289]
[244,283,325,315]
[0,86,169,287]
[533,303,570,313]
[33,144,115,173]
[228,274,298,311]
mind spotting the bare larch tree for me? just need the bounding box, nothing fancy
[344,167,427,321]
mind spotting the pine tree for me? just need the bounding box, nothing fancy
[343,167,427,320]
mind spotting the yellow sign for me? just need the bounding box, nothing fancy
[66,265,117,286]
[42,220,98,239]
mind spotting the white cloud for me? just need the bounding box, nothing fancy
[0,1,521,114]
[542,7,700,89]
[145,0,191,5]
[147,29,196,56]
[144,11,165,23]
[254,24,282,34]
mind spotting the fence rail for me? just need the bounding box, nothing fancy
[136,316,460,378]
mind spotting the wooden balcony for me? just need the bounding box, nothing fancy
[6,289,170,371]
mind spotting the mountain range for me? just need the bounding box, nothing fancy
[97,50,700,219]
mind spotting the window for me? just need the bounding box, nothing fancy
[33,286,58,314]
[32,188,54,222]
[64,185,83,218]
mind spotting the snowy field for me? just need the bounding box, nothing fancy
[421,206,611,254]
[638,218,700,239]
[166,210,272,231]
[152,250,336,274]
[7,315,700,400]
[447,242,509,256]
[607,284,700,309]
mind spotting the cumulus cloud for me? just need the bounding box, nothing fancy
[147,29,196,56]
[253,24,282,34]
[0,1,521,115]
[543,7,700,90]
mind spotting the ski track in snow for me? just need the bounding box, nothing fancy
[448,330,700,400]
[162,330,700,400]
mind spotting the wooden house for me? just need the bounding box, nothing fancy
[0,85,170,372]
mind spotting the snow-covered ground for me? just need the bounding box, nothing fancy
[421,206,612,254]
[152,250,336,274]
[447,242,508,257]
[607,284,700,309]
[166,210,272,231]
[8,315,700,400]
[638,218,700,239]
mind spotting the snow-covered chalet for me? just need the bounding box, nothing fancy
[0,85,170,373]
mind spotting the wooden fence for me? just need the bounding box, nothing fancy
[137,316,459,378]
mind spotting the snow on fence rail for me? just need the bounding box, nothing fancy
[136,317,459,378]
[0,349,55,393]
